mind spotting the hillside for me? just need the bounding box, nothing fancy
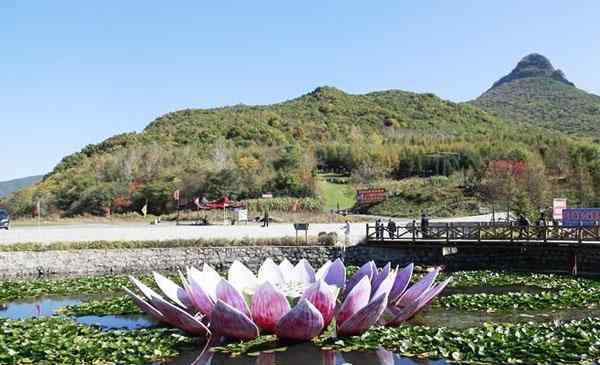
[3,85,600,218]
[472,53,600,136]
[0,175,43,197]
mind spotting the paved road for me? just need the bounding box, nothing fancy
[0,213,504,245]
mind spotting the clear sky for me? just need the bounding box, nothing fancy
[1,1,599,181]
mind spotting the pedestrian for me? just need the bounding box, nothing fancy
[536,211,546,240]
[342,220,351,246]
[387,219,396,239]
[262,210,269,227]
[517,214,529,239]
[375,219,384,240]
[421,212,429,238]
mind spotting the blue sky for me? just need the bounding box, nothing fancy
[1,1,599,181]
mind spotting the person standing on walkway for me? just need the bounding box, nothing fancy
[387,219,396,239]
[343,220,351,246]
[375,219,383,240]
[420,212,429,238]
[262,210,269,227]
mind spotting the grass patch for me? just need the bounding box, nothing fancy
[0,236,333,253]
[317,173,356,211]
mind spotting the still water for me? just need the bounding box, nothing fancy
[0,295,160,330]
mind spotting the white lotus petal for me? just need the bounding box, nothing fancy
[153,272,190,308]
[228,260,259,292]
[291,259,316,286]
[129,276,161,301]
[257,258,285,286]
[315,260,332,281]
[188,266,221,300]
[279,259,295,279]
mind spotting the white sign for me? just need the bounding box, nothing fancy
[261,193,273,199]
[235,208,248,222]
[553,198,567,220]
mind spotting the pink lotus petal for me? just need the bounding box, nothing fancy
[372,269,396,300]
[388,263,414,303]
[386,278,451,326]
[275,298,324,341]
[336,276,371,327]
[211,299,259,340]
[301,280,337,328]
[188,266,220,300]
[216,279,251,317]
[153,272,191,309]
[371,263,391,295]
[394,269,438,308]
[148,293,210,336]
[129,276,162,301]
[344,261,376,297]
[292,259,316,285]
[337,292,388,337]
[415,277,452,310]
[258,258,285,286]
[123,286,166,323]
[251,282,291,333]
[323,258,346,288]
[183,275,215,316]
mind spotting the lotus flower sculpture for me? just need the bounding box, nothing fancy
[124,258,450,344]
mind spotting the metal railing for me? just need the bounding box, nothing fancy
[366,221,600,244]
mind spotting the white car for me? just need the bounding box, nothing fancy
[0,209,9,230]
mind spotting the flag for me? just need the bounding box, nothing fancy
[194,197,201,209]
[173,190,180,201]
[141,202,148,217]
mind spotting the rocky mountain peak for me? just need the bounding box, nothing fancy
[490,53,575,89]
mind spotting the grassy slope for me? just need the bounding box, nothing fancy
[472,77,600,136]
[317,174,356,210]
[361,177,483,218]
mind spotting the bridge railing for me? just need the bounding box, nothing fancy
[366,221,600,244]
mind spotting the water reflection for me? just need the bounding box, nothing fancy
[0,296,160,330]
[76,314,159,330]
[0,296,84,319]
[160,343,449,365]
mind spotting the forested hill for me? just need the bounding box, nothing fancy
[472,53,600,136]
[51,86,507,175]
[3,85,598,217]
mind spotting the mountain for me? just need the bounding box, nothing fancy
[3,85,599,218]
[0,175,43,197]
[472,53,600,136]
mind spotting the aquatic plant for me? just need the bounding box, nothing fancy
[124,258,450,343]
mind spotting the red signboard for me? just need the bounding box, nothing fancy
[357,188,386,203]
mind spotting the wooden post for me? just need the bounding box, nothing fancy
[446,222,450,244]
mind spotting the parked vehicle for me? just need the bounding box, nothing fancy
[0,209,9,230]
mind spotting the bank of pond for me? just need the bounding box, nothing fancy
[1,269,600,364]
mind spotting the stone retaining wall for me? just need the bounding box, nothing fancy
[0,246,341,278]
[2,244,600,278]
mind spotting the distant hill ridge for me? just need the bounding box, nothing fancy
[0,175,43,197]
[472,53,600,136]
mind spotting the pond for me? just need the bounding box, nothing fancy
[0,295,160,330]
[1,270,600,364]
